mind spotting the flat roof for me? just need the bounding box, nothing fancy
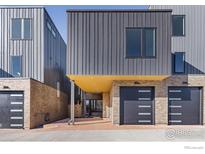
[0,6,44,9]
[66,9,172,13]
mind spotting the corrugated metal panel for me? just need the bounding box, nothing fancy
[0,8,44,81]
[67,11,172,75]
[150,5,205,74]
[43,10,68,91]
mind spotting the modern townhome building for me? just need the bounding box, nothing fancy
[67,6,205,125]
[0,7,69,129]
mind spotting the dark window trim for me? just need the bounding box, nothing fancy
[172,15,186,37]
[11,18,32,40]
[125,27,157,59]
[10,55,23,77]
[173,52,185,74]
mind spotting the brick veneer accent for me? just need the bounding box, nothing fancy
[111,75,205,125]
[102,93,111,118]
[0,78,68,129]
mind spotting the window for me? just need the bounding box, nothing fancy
[11,18,32,39]
[12,19,21,39]
[172,15,185,36]
[126,28,156,58]
[47,21,56,38]
[174,52,185,73]
[143,29,156,57]
[10,56,22,77]
[23,19,31,39]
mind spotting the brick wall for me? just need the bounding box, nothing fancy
[30,79,68,128]
[111,75,205,125]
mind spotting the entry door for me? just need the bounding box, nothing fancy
[0,91,24,128]
[168,87,202,125]
[120,87,155,125]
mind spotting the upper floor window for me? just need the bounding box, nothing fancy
[10,56,22,77]
[11,18,32,39]
[126,28,156,58]
[47,21,56,38]
[172,15,185,36]
[173,52,185,73]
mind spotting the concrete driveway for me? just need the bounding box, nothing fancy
[0,118,205,141]
[0,127,205,141]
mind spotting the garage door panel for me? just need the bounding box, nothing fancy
[120,87,155,125]
[0,91,24,129]
[168,87,202,125]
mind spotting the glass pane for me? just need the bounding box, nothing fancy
[172,16,185,36]
[174,52,185,73]
[24,19,31,39]
[126,28,141,57]
[11,56,22,77]
[144,29,155,57]
[12,19,21,39]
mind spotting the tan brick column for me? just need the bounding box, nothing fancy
[155,83,168,125]
[102,93,110,118]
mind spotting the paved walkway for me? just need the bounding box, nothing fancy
[0,118,204,141]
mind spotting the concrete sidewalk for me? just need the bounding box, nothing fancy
[0,128,204,141]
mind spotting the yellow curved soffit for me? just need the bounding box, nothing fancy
[67,75,168,93]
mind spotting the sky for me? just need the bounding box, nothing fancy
[45,5,148,42]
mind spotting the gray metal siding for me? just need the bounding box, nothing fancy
[67,11,172,75]
[150,5,205,74]
[0,8,44,81]
[44,10,68,91]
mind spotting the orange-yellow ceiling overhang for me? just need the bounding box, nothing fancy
[68,75,168,93]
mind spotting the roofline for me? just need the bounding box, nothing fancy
[0,6,44,9]
[66,9,172,13]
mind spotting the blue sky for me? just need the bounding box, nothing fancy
[45,5,148,42]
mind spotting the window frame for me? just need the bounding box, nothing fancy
[11,18,22,40]
[10,55,23,77]
[11,18,32,40]
[126,27,157,59]
[173,52,185,74]
[172,15,186,37]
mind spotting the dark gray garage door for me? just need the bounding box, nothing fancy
[168,87,202,125]
[0,91,24,128]
[120,87,155,125]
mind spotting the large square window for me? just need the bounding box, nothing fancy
[126,28,156,58]
[11,18,32,39]
[172,15,185,36]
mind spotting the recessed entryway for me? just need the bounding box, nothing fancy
[0,91,24,128]
[120,87,155,125]
[168,87,203,125]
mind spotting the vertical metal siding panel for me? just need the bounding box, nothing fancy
[119,13,124,75]
[89,13,95,74]
[86,13,90,74]
[128,13,134,75]
[94,13,98,74]
[116,13,120,75]
[103,13,108,75]
[108,13,112,74]
[78,13,83,74]
[98,13,103,75]
[82,13,86,74]
[124,13,129,75]
[111,13,117,75]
